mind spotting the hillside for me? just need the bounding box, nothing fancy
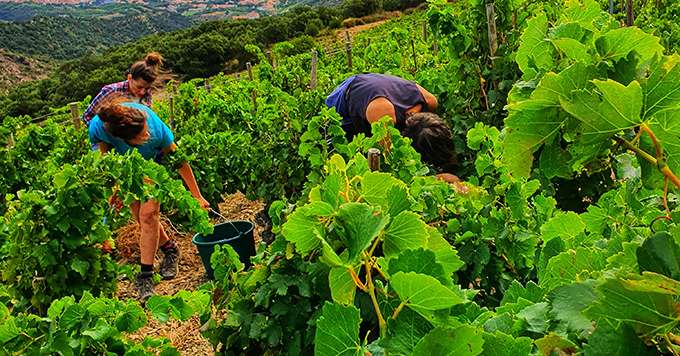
[0,49,51,93]
[0,9,193,60]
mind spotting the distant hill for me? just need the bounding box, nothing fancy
[0,49,51,93]
[0,7,193,60]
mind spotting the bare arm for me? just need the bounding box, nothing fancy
[98,142,110,153]
[365,97,397,124]
[416,84,438,112]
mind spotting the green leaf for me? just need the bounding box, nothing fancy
[503,63,594,177]
[481,331,533,356]
[561,80,643,140]
[382,308,432,355]
[596,27,663,64]
[584,277,679,337]
[540,211,585,243]
[517,302,549,334]
[549,281,597,334]
[583,323,658,356]
[621,272,680,295]
[426,227,464,276]
[391,272,466,316]
[315,302,363,356]
[551,38,591,64]
[361,172,410,216]
[534,333,577,356]
[500,280,546,305]
[281,202,332,256]
[335,202,388,264]
[70,259,90,277]
[516,13,553,77]
[115,303,147,333]
[388,248,451,287]
[82,319,114,341]
[641,108,680,188]
[539,248,607,291]
[412,326,483,356]
[642,55,680,119]
[59,304,85,330]
[0,316,19,343]
[328,267,356,306]
[636,232,680,279]
[383,211,429,258]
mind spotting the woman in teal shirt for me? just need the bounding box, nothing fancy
[89,100,209,301]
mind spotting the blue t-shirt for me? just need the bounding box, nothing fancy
[88,102,174,161]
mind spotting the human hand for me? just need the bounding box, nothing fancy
[436,173,469,195]
[196,196,210,210]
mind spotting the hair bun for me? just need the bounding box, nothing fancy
[145,52,164,66]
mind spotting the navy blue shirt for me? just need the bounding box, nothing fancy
[326,74,427,140]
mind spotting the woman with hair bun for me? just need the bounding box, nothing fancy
[82,52,168,126]
[89,98,209,301]
[326,73,466,191]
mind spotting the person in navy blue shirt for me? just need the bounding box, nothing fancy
[327,74,465,191]
[89,99,209,301]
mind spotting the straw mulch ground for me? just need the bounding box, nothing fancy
[115,192,266,355]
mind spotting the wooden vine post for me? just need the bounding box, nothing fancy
[8,132,15,148]
[169,96,175,129]
[310,50,318,90]
[626,0,634,26]
[368,148,381,172]
[69,102,81,129]
[422,21,428,42]
[486,3,498,61]
[204,79,211,93]
[410,37,418,71]
[345,31,353,71]
[246,62,257,114]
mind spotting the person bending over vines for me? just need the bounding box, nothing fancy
[89,98,210,301]
[326,73,465,190]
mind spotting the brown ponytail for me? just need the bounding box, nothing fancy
[129,52,171,87]
[97,97,147,141]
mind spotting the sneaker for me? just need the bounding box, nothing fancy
[135,271,155,302]
[160,247,180,280]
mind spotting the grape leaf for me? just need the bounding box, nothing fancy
[540,211,585,243]
[481,331,532,356]
[391,272,466,316]
[412,326,484,356]
[636,232,680,279]
[388,248,451,287]
[426,227,464,276]
[539,248,607,291]
[383,211,429,258]
[516,13,553,77]
[328,267,356,306]
[583,323,658,356]
[315,302,363,356]
[382,308,433,355]
[641,54,680,119]
[549,281,597,335]
[584,277,679,337]
[335,202,388,264]
[534,333,578,356]
[596,27,664,64]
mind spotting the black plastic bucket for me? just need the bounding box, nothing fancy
[192,220,255,279]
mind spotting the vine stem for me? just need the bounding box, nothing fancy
[364,257,387,339]
[348,267,368,292]
[640,123,663,159]
[391,300,407,320]
[616,136,680,189]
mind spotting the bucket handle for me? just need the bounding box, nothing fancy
[209,208,242,236]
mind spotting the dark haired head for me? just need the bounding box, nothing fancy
[401,112,458,173]
[129,52,164,83]
[97,98,147,142]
